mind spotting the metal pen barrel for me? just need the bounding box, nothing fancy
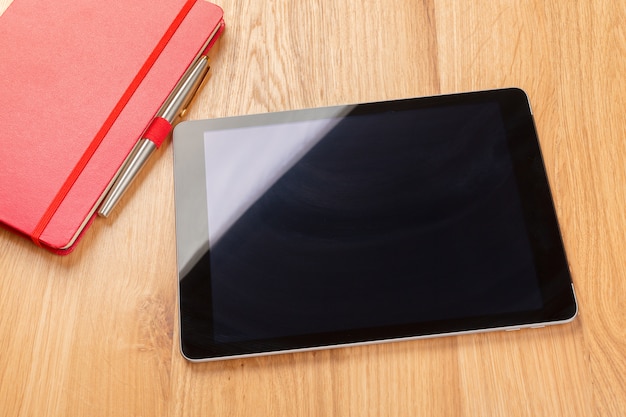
[97,56,210,217]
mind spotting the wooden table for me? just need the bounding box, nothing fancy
[1,0,624,415]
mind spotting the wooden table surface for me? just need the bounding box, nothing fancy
[1,0,624,415]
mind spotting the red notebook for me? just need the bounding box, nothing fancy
[0,0,224,254]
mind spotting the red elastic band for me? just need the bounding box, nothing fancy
[32,0,197,247]
[143,117,172,148]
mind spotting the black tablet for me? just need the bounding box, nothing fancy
[172,88,577,362]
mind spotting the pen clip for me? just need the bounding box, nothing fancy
[158,56,210,122]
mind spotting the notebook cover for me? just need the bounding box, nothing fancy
[0,0,224,253]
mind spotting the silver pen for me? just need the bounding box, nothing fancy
[98,51,211,217]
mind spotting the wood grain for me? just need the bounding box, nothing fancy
[1,0,625,416]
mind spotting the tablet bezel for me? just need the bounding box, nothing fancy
[173,88,577,362]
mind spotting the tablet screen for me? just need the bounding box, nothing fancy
[173,88,577,361]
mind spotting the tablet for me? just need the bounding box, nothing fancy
[172,88,577,362]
